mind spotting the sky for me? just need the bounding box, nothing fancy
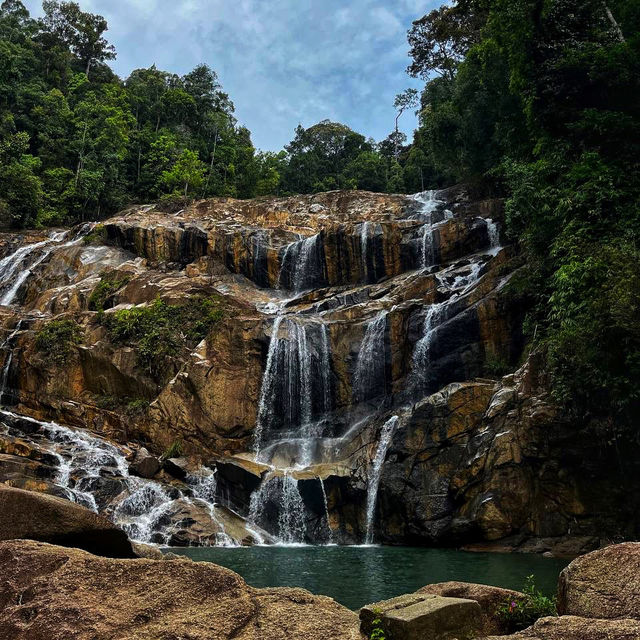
[22,0,438,151]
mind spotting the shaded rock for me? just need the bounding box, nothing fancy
[557,542,640,619]
[129,447,160,478]
[0,540,362,640]
[484,615,640,639]
[418,581,524,635]
[360,593,481,640]
[0,484,135,558]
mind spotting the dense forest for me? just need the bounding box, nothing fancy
[1,0,639,428]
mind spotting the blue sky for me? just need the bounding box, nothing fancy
[23,0,437,151]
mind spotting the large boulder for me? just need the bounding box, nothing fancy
[557,542,640,619]
[0,484,135,558]
[418,581,524,635]
[484,615,640,639]
[360,592,481,640]
[0,540,362,640]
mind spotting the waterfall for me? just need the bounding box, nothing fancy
[411,303,445,390]
[353,311,387,403]
[319,477,333,544]
[0,231,68,306]
[422,225,435,268]
[253,316,332,463]
[189,467,236,546]
[0,319,23,405]
[412,190,440,269]
[278,233,325,292]
[485,218,501,253]
[249,471,307,545]
[360,221,372,283]
[364,416,399,544]
[0,409,235,546]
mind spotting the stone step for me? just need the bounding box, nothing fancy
[360,592,481,640]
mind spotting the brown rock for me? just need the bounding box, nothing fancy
[418,581,524,635]
[128,447,160,478]
[484,615,640,639]
[0,484,135,558]
[0,540,362,640]
[557,542,640,619]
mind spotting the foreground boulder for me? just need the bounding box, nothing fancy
[417,581,524,635]
[0,540,362,640]
[360,592,481,640]
[557,542,640,619]
[484,615,640,639]
[0,484,135,558]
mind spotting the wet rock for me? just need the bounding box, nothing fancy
[360,593,481,640]
[557,542,640,620]
[0,540,362,640]
[129,447,160,479]
[0,485,135,558]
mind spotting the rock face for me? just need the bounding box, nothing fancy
[417,582,523,636]
[557,543,640,619]
[360,592,481,640]
[484,616,640,640]
[0,485,135,558]
[0,540,362,640]
[0,187,637,548]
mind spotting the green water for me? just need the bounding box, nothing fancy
[166,546,569,610]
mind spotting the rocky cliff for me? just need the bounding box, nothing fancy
[0,187,636,550]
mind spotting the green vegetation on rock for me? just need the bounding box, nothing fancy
[101,296,223,377]
[34,318,82,366]
[497,575,557,633]
[88,271,130,312]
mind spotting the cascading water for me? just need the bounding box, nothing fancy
[0,319,23,405]
[0,231,69,305]
[319,477,333,544]
[0,409,236,546]
[253,316,332,463]
[279,233,325,292]
[250,313,334,543]
[364,415,399,544]
[249,471,307,545]
[360,221,372,282]
[412,190,441,269]
[485,218,501,254]
[411,303,445,393]
[353,311,388,403]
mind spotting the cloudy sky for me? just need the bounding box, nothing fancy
[23,0,437,151]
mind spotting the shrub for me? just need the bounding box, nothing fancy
[35,319,82,366]
[163,439,183,459]
[101,295,223,377]
[88,272,131,312]
[82,224,106,245]
[126,398,150,416]
[496,575,556,632]
[369,608,386,640]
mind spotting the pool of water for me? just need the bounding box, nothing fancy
[165,545,569,611]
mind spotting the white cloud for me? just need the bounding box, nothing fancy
[22,0,437,149]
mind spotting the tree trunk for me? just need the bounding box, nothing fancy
[603,3,625,42]
[85,58,92,79]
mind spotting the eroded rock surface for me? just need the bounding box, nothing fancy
[0,540,363,640]
[557,543,640,619]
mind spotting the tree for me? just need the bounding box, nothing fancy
[407,1,486,80]
[161,148,206,197]
[41,1,115,78]
[393,89,418,157]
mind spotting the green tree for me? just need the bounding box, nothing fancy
[161,148,207,197]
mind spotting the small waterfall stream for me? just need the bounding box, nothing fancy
[0,319,23,405]
[364,415,399,544]
[279,233,325,292]
[353,311,388,403]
